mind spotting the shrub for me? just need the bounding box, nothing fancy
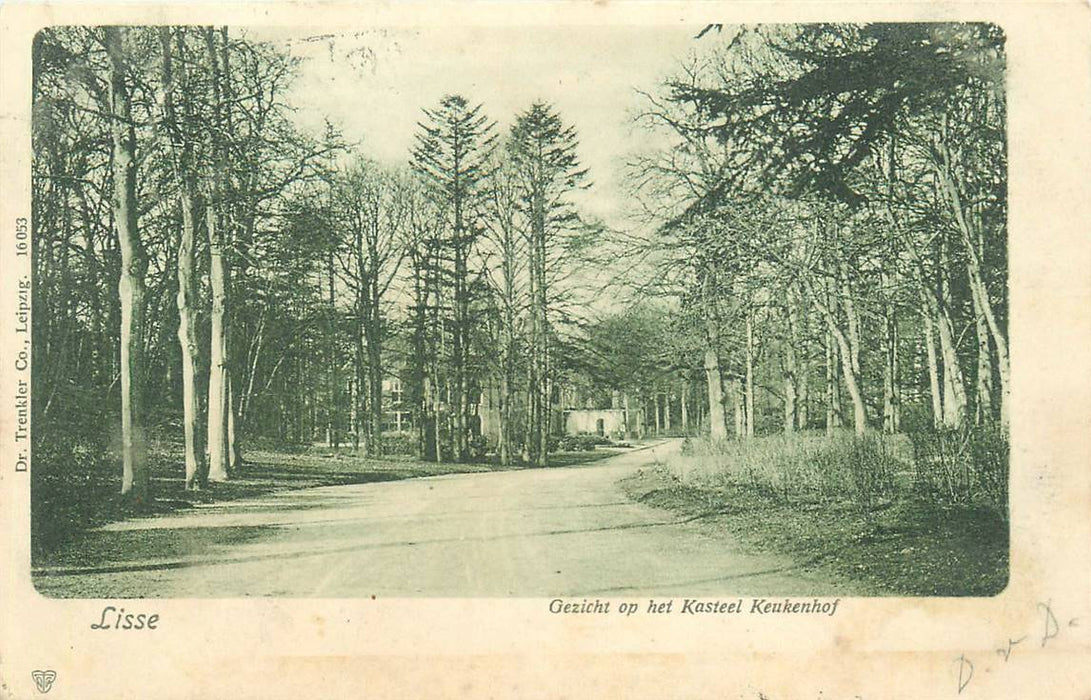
[553,432,612,452]
[668,432,903,507]
[468,434,489,460]
[31,414,120,560]
[842,433,898,507]
[382,432,418,456]
[910,424,1009,514]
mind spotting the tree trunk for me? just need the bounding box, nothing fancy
[206,203,230,480]
[703,344,728,442]
[526,369,537,463]
[422,373,436,461]
[353,250,367,454]
[936,119,1009,430]
[937,311,968,429]
[326,250,338,449]
[409,245,429,459]
[912,245,967,430]
[972,289,994,424]
[538,319,551,465]
[826,282,844,432]
[783,297,800,434]
[227,375,238,471]
[732,378,745,439]
[350,374,360,451]
[798,343,810,431]
[745,311,756,438]
[496,224,517,465]
[366,298,384,456]
[807,277,865,435]
[701,269,728,441]
[220,26,242,472]
[203,27,234,481]
[922,306,944,429]
[680,379,689,434]
[825,328,840,435]
[879,137,901,435]
[840,262,862,380]
[882,307,900,434]
[528,193,550,467]
[104,27,150,501]
[783,376,797,435]
[969,252,1009,428]
[892,317,901,432]
[238,314,266,443]
[937,234,968,429]
[296,357,305,443]
[157,28,204,489]
[498,368,511,465]
[452,193,469,462]
[526,294,542,465]
[432,336,445,463]
[832,322,867,436]
[177,188,203,488]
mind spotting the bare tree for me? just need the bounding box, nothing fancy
[102,26,150,500]
[156,27,205,489]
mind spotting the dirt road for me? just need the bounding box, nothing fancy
[34,441,849,597]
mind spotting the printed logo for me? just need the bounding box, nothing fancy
[31,670,56,694]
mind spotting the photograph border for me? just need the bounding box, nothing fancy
[2,2,1089,698]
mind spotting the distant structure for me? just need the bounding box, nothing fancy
[558,387,645,439]
[562,407,643,439]
[382,370,656,447]
[380,376,413,433]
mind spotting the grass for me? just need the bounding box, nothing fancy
[31,439,618,567]
[673,431,911,505]
[621,432,1009,596]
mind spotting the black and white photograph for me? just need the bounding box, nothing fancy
[27,21,1011,598]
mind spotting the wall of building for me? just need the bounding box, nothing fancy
[563,408,643,438]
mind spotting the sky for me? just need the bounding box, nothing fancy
[248,25,701,232]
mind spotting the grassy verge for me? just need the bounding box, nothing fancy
[32,441,618,567]
[620,433,1008,596]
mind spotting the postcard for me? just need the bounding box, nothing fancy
[1,2,1089,698]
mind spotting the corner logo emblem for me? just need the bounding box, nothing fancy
[32,670,56,694]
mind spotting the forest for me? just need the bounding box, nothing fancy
[31,24,1008,580]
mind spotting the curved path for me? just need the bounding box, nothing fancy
[34,441,850,598]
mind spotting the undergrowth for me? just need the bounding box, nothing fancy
[645,428,1010,595]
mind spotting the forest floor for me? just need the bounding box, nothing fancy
[620,452,1009,596]
[31,441,623,568]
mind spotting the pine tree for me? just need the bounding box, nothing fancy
[509,103,587,466]
[410,95,496,461]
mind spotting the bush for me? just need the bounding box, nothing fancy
[382,432,418,456]
[31,415,120,560]
[468,434,489,460]
[910,424,1008,514]
[842,434,899,507]
[670,432,903,507]
[552,432,612,452]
